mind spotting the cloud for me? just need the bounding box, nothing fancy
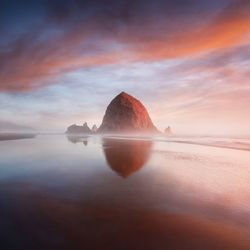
[0,0,250,92]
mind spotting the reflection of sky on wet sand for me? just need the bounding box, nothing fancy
[0,135,250,249]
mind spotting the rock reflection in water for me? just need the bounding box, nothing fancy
[102,138,152,177]
[67,135,88,146]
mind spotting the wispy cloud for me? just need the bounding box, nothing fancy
[0,0,249,91]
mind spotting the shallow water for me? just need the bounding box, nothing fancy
[0,135,250,249]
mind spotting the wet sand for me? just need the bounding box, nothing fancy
[0,135,250,249]
[0,185,249,250]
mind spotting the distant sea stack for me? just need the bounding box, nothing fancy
[66,122,91,134]
[91,124,98,133]
[164,126,172,135]
[98,92,158,134]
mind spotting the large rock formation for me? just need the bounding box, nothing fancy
[66,122,91,134]
[98,92,158,133]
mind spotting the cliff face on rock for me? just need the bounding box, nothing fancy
[66,122,91,134]
[98,92,158,133]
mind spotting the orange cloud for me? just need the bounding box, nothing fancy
[132,1,250,60]
[0,0,250,92]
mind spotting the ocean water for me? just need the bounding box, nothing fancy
[0,134,250,249]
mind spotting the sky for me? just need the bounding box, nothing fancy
[0,0,250,135]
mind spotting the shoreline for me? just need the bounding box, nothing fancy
[0,133,36,141]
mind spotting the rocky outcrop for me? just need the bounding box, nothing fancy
[98,92,158,134]
[92,124,98,133]
[164,126,172,135]
[66,122,91,134]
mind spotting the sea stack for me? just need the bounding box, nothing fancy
[66,122,92,134]
[98,92,158,134]
[92,124,98,133]
[164,126,172,135]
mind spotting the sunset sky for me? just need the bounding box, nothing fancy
[0,0,250,135]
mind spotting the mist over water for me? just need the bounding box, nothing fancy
[0,134,250,249]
